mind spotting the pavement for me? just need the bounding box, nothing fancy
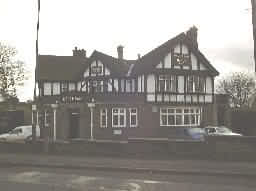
[0,152,256,178]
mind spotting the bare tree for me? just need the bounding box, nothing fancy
[216,72,256,108]
[0,42,26,101]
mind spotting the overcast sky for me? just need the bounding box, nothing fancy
[0,0,254,101]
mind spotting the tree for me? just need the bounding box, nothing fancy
[216,72,256,108]
[0,42,26,101]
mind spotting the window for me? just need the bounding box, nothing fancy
[61,82,68,93]
[52,82,60,95]
[158,75,176,92]
[186,76,205,93]
[91,66,103,75]
[69,83,76,92]
[91,80,103,92]
[100,109,107,128]
[112,108,126,128]
[160,107,201,126]
[130,108,138,127]
[44,83,51,95]
[126,79,135,93]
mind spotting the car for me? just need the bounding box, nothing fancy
[204,126,242,136]
[0,125,40,142]
[174,127,206,142]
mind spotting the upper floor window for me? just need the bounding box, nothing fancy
[61,82,68,93]
[126,79,135,93]
[91,80,103,93]
[158,75,176,92]
[91,66,103,76]
[44,83,51,95]
[69,82,76,92]
[52,82,60,95]
[186,76,205,93]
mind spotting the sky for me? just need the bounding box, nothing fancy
[0,0,254,101]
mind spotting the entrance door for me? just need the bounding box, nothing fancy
[69,110,80,139]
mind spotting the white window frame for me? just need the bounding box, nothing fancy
[129,108,138,127]
[158,75,176,92]
[160,107,201,127]
[100,108,108,128]
[112,108,126,128]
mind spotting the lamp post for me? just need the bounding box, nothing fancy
[87,98,96,140]
[51,102,59,142]
[31,104,37,144]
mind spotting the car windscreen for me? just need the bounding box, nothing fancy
[9,128,22,134]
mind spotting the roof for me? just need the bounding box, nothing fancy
[133,33,219,76]
[36,55,87,81]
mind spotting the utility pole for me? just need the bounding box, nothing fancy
[32,0,41,142]
[251,0,256,72]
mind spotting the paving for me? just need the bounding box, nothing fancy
[0,152,256,178]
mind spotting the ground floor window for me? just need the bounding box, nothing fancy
[112,108,126,128]
[100,109,107,128]
[129,108,138,127]
[160,107,201,126]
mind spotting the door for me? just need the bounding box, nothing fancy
[69,110,80,139]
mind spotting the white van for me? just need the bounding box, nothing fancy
[0,125,40,142]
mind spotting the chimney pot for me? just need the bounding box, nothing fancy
[117,45,124,60]
[186,26,198,49]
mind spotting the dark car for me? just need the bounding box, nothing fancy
[175,127,206,142]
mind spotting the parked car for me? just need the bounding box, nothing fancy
[174,127,206,142]
[0,125,40,142]
[204,126,242,136]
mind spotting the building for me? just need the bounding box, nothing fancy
[34,26,219,141]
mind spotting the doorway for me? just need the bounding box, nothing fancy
[69,109,80,139]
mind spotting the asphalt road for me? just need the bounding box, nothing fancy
[0,166,256,191]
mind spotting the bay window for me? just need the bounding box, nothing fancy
[160,107,201,126]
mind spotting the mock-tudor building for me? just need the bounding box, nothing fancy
[34,27,219,140]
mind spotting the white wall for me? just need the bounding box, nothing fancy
[147,74,155,93]
[178,76,184,93]
[108,79,112,92]
[164,53,172,68]
[138,76,141,92]
[114,79,118,92]
[206,77,212,94]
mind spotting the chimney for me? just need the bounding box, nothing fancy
[73,47,86,57]
[117,45,124,60]
[137,54,141,60]
[186,26,198,49]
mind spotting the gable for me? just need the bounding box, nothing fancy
[83,59,111,78]
[153,42,216,73]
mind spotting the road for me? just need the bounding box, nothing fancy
[0,166,255,191]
